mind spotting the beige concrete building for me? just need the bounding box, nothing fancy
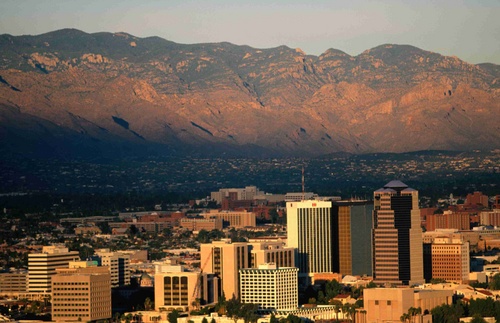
[363,288,453,323]
[240,263,298,312]
[51,261,111,322]
[28,246,80,293]
[201,210,256,228]
[200,240,250,299]
[248,239,295,268]
[286,200,334,279]
[94,249,130,287]
[430,237,470,284]
[0,272,27,295]
[180,218,223,231]
[154,260,218,312]
[480,209,500,226]
[372,181,424,286]
[211,186,263,204]
[284,192,318,202]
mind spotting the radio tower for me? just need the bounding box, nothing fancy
[302,165,305,200]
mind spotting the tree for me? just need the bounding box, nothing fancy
[431,303,464,323]
[408,307,422,323]
[348,303,359,323]
[240,303,259,323]
[167,310,179,323]
[144,297,153,311]
[128,224,139,237]
[197,229,210,243]
[469,298,495,317]
[430,278,447,284]
[330,300,342,322]
[201,318,208,323]
[270,313,279,323]
[225,296,242,323]
[489,273,500,290]
[470,315,487,323]
[269,208,279,224]
[400,313,410,323]
[285,314,302,323]
[325,279,343,301]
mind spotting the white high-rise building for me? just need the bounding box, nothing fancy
[28,246,80,293]
[240,263,298,312]
[286,200,334,279]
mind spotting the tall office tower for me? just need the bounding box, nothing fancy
[200,240,250,299]
[154,259,219,312]
[240,264,298,312]
[286,200,334,280]
[28,246,80,293]
[332,200,374,276]
[93,249,130,287]
[372,180,424,286]
[52,261,111,322]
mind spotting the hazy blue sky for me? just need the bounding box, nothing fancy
[1,0,499,64]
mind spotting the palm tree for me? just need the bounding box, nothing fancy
[408,306,422,323]
[349,303,359,323]
[342,304,352,322]
[330,300,342,322]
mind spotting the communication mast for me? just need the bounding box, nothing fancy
[302,165,305,200]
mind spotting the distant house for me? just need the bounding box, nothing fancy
[139,273,153,287]
[332,294,355,305]
[74,225,102,235]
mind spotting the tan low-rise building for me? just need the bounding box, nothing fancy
[363,288,453,323]
[201,210,256,228]
[180,218,223,231]
[0,271,27,295]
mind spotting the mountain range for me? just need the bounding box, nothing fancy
[0,29,499,159]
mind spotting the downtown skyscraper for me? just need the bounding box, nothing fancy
[286,200,335,282]
[372,180,424,285]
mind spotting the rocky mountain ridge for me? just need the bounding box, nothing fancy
[0,29,499,158]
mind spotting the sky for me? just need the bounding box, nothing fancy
[1,0,499,64]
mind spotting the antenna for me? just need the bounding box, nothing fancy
[302,165,305,200]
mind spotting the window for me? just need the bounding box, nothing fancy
[375,300,379,305]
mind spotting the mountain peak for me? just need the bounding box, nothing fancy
[0,29,499,158]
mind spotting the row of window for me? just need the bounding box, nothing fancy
[53,308,90,311]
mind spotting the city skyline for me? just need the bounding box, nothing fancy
[0,0,499,65]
